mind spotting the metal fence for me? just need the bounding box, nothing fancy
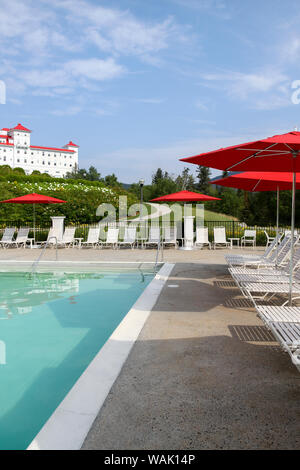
[0,219,298,245]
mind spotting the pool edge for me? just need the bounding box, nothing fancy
[27,262,175,451]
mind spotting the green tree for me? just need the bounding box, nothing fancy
[87,166,101,181]
[196,166,211,193]
[152,168,163,185]
[104,173,120,187]
[175,167,195,191]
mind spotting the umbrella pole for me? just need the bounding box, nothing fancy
[33,203,36,242]
[288,170,296,306]
[276,186,279,266]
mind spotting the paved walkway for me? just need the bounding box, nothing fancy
[81,260,300,450]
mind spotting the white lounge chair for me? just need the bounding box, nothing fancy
[195,227,211,249]
[162,226,178,249]
[213,227,230,249]
[255,305,300,372]
[102,228,119,249]
[229,235,296,275]
[2,227,29,248]
[264,230,276,247]
[37,227,59,247]
[12,227,30,248]
[118,227,137,249]
[241,229,256,248]
[58,227,76,248]
[225,233,286,268]
[144,227,161,248]
[230,244,300,287]
[81,227,100,248]
[235,252,300,306]
[0,227,15,248]
[0,227,16,248]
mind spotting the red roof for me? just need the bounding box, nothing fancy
[0,142,13,146]
[1,128,9,131]
[65,141,79,147]
[30,145,75,153]
[12,123,31,132]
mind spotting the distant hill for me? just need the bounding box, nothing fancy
[121,183,132,190]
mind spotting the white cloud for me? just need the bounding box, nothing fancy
[66,58,125,81]
[51,106,82,116]
[199,69,291,109]
[22,69,69,88]
[136,98,165,104]
[195,100,209,110]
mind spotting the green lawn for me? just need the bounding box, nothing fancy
[145,203,237,222]
[201,208,238,221]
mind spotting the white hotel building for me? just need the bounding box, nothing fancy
[0,123,79,177]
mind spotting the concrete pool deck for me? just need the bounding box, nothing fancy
[1,247,299,449]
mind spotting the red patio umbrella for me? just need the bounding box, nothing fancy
[180,131,300,304]
[150,190,221,250]
[150,190,221,202]
[0,193,67,239]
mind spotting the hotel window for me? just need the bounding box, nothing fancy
[17,159,20,162]
[42,161,45,165]
[24,159,27,163]
[3,157,6,161]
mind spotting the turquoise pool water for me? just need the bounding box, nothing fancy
[0,269,154,450]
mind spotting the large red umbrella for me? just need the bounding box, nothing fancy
[150,190,220,202]
[180,131,300,304]
[210,171,300,192]
[0,193,67,239]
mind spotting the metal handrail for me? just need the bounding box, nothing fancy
[31,236,58,275]
[154,234,163,272]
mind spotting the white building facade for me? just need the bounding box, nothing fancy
[0,124,79,177]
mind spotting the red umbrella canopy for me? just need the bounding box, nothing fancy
[0,193,66,204]
[150,190,221,202]
[210,171,300,192]
[180,131,300,172]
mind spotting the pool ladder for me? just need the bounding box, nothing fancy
[154,235,163,273]
[30,236,58,276]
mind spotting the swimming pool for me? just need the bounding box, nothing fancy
[0,268,155,450]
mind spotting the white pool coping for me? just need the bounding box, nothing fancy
[27,262,174,451]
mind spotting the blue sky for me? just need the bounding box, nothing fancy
[1,0,300,183]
